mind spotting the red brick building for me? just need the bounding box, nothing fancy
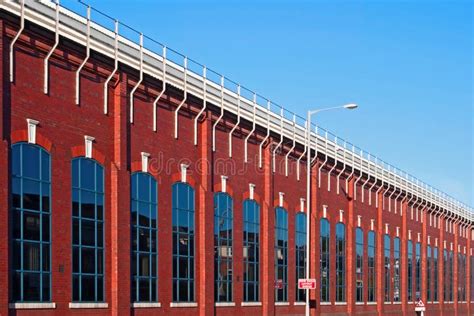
[0,1,472,315]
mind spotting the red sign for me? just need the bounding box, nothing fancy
[415,299,425,307]
[298,278,316,290]
[274,279,283,289]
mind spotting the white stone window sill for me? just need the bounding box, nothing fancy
[367,302,377,305]
[170,302,198,308]
[9,303,56,309]
[69,302,108,309]
[319,302,331,305]
[275,302,289,306]
[384,302,392,305]
[241,302,262,306]
[215,302,235,307]
[132,302,161,308]
[355,302,365,305]
[393,301,402,304]
[294,302,306,306]
[335,302,347,305]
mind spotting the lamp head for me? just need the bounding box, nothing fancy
[343,103,358,110]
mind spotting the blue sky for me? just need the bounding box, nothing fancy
[67,0,473,206]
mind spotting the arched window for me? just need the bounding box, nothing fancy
[367,231,376,302]
[12,143,51,302]
[295,213,307,302]
[393,237,400,302]
[384,235,391,302]
[243,199,260,302]
[214,192,233,303]
[355,227,363,303]
[407,240,413,301]
[172,182,195,302]
[275,207,288,302]
[72,157,105,302]
[131,172,158,302]
[335,222,346,302]
[415,242,421,300]
[320,218,330,303]
[427,246,431,301]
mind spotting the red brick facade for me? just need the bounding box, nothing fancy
[0,7,472,316]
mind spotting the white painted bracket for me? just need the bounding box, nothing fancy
[212,76,225,151]
[174,57,188,139]
[300,198,305,212]
[285,115,296,177]
[141,152,150,173]
[27,119,39,144]
[249,183,255,200]
[194,66,206,145]
[221,176,228,193]
[244,93,257,162]
[84,135,95,159]
[258,101,271,168]
[180,163,189,183]
[279,192,285,208]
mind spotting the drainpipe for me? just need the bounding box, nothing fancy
[212,76,225,152]
[75,6,91,105]
[272,107,284,173]
[194,66,207,144]
[258,100,271,168]
[336,142,347,195]
[228,85,241,157]
[295,121,307,181]
[244,93,257,161]
[103,20,119,115]
[44,0,60,94]
[153,46,167,131]
[327,137,339,192]
[285,115,296,177]
[317,131,329,188]
[174,56,188,139]
[9,0,25,83]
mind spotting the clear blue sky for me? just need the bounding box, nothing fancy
[67,0,473,206]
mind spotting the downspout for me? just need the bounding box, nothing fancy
[44,0,60,94]
[361,154,372,202]
[353,149,364,200]
[317,131,329,188]
[327,137,339,192]
[194,66,206,144]
[153,46,167,131]
[345,145,356,193]
[285,115,296,177]
[368,157,379,206]
[103,20,119,115]
[295,121,307,181]
[174,56,188,139]
[212,76,225,152]
[228,85,241,157]
[258,100,271,168]
[9,0,25,83]
[272,107,284,173]
[336,142,347,195]
[75,5,91,105]
[243,93,257,161]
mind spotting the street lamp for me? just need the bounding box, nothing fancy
[305,103,358,316]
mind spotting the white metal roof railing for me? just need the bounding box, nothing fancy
[2,0,473,222]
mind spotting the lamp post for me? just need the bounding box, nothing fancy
[305,103,357,316]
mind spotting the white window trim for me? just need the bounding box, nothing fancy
[132,302,161,308]
[170,302,198,308]
[9,302,56,309]
[241,301,262,306]
[215,302,235,307]
[275,302,289,306]
[69,302,108,309]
